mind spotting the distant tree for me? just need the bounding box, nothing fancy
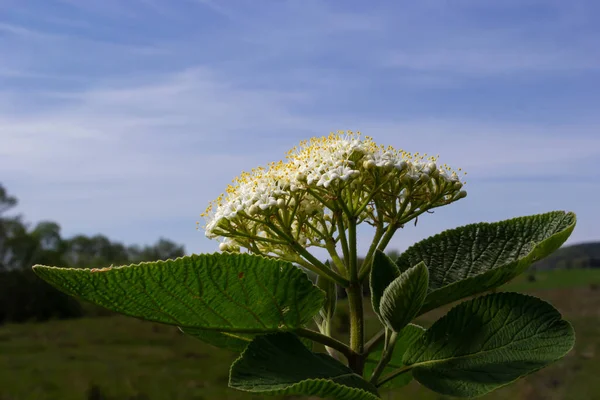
[0,184,17,216]
[134,238,185,262]
[386,249,401,261]
[65,234,130,269]
[0,184,20,270]
[0,183,187,324]
[532,241,600,270]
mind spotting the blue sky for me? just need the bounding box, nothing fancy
[1,0,599,257]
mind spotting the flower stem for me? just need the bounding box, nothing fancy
[263,220,349,286]
[376,224,398,251]
[346,216,364,373]
[358,223,384,279]
[348,217,359,281]
[335,211,351,268]
[358,223,398,281]
[290,240,349,286]
[325,241,347,276]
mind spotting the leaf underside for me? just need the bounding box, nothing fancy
[404,292,575,398]
[179,327,254,352]
[230,332,380,400]
[370,250,400,321]
[379,262,428,332]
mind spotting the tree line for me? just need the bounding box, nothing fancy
[0,183,186,324]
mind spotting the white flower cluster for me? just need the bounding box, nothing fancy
[201,131,466,256]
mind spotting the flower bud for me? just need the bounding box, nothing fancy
[417,173,430,184]
[427,163,439,177]
[247,204,259,216]
[296,172,307,182]
[395,160,408,171]
[363,159,376,169]
[401,174,415,185]
[277,198,286,208]
[219,242,228,252]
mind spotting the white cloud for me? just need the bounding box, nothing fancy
[2,66,598,255]
[1,0,599,254]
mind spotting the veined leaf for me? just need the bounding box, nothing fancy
[379,262,428,332]
[364,324,425,389]
[396,211,576,314]
[33,253,325,333]
[369,250,400,321]
[316,273,337,324]
[230,333,380,400]
[181,328,313,353]
[179,327,253,352]
[404,292,575,398]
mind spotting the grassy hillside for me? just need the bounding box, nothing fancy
[531,241,600,270]
[1,269,599,400]
[505,268,600,291]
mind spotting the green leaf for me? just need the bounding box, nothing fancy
[33,253,325,333]
[369,250,400,320]
[180,327,254,352]
[396,211,576,314]
[316,273,337,324]
[181,328,314,353]
[404,292,575,398]
[230,332,380,400]
[364,324,425,388]
[379,262,429,332]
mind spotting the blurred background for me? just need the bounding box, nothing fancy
[1,0,599,399]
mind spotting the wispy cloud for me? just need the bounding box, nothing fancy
[385,47,599,75]
[1,0,599,253]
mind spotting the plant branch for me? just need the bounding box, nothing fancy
[295,328,357,361]
[335,212,351,268]
[369,330,397,384]
[325,241,347,276]
[358,223,398,281]
[262,220,349,286]
[357,223,384,280]
[364,329,386,354]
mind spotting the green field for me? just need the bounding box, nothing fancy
[503,268,600,292]
[1,269,599,400]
